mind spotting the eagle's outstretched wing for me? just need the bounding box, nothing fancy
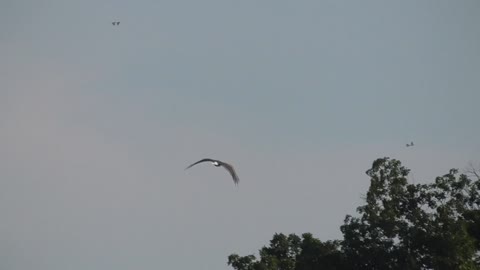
[185,158,216,170]
[219,161,239,185]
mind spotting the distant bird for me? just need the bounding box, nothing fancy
[406,141,414,147]
[185,158,239,185]
[112,21,120,26]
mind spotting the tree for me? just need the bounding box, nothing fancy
[228,233,346,270]
[341,158,479,269]
[295,233,346,270]
[229,157,480,270]
[465,162,480,181]
[228,254,261,270]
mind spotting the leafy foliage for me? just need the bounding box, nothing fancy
[229,158,480,270]
[228,233,345,270]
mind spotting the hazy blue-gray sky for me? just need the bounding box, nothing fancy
[2,1,480,269]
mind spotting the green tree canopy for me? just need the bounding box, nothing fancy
[229,158,480,270]
[228,233,345,270]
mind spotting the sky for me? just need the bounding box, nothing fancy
[1,0,480,269]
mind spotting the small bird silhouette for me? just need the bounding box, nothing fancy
[112,21,120,26]
[406,141,414,147]
[185,158,239,185]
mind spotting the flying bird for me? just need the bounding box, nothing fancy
[185,158,239,185]
[406,141,414,147]
[112,21,120,26]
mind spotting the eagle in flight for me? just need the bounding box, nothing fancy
[185,158,239,185]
